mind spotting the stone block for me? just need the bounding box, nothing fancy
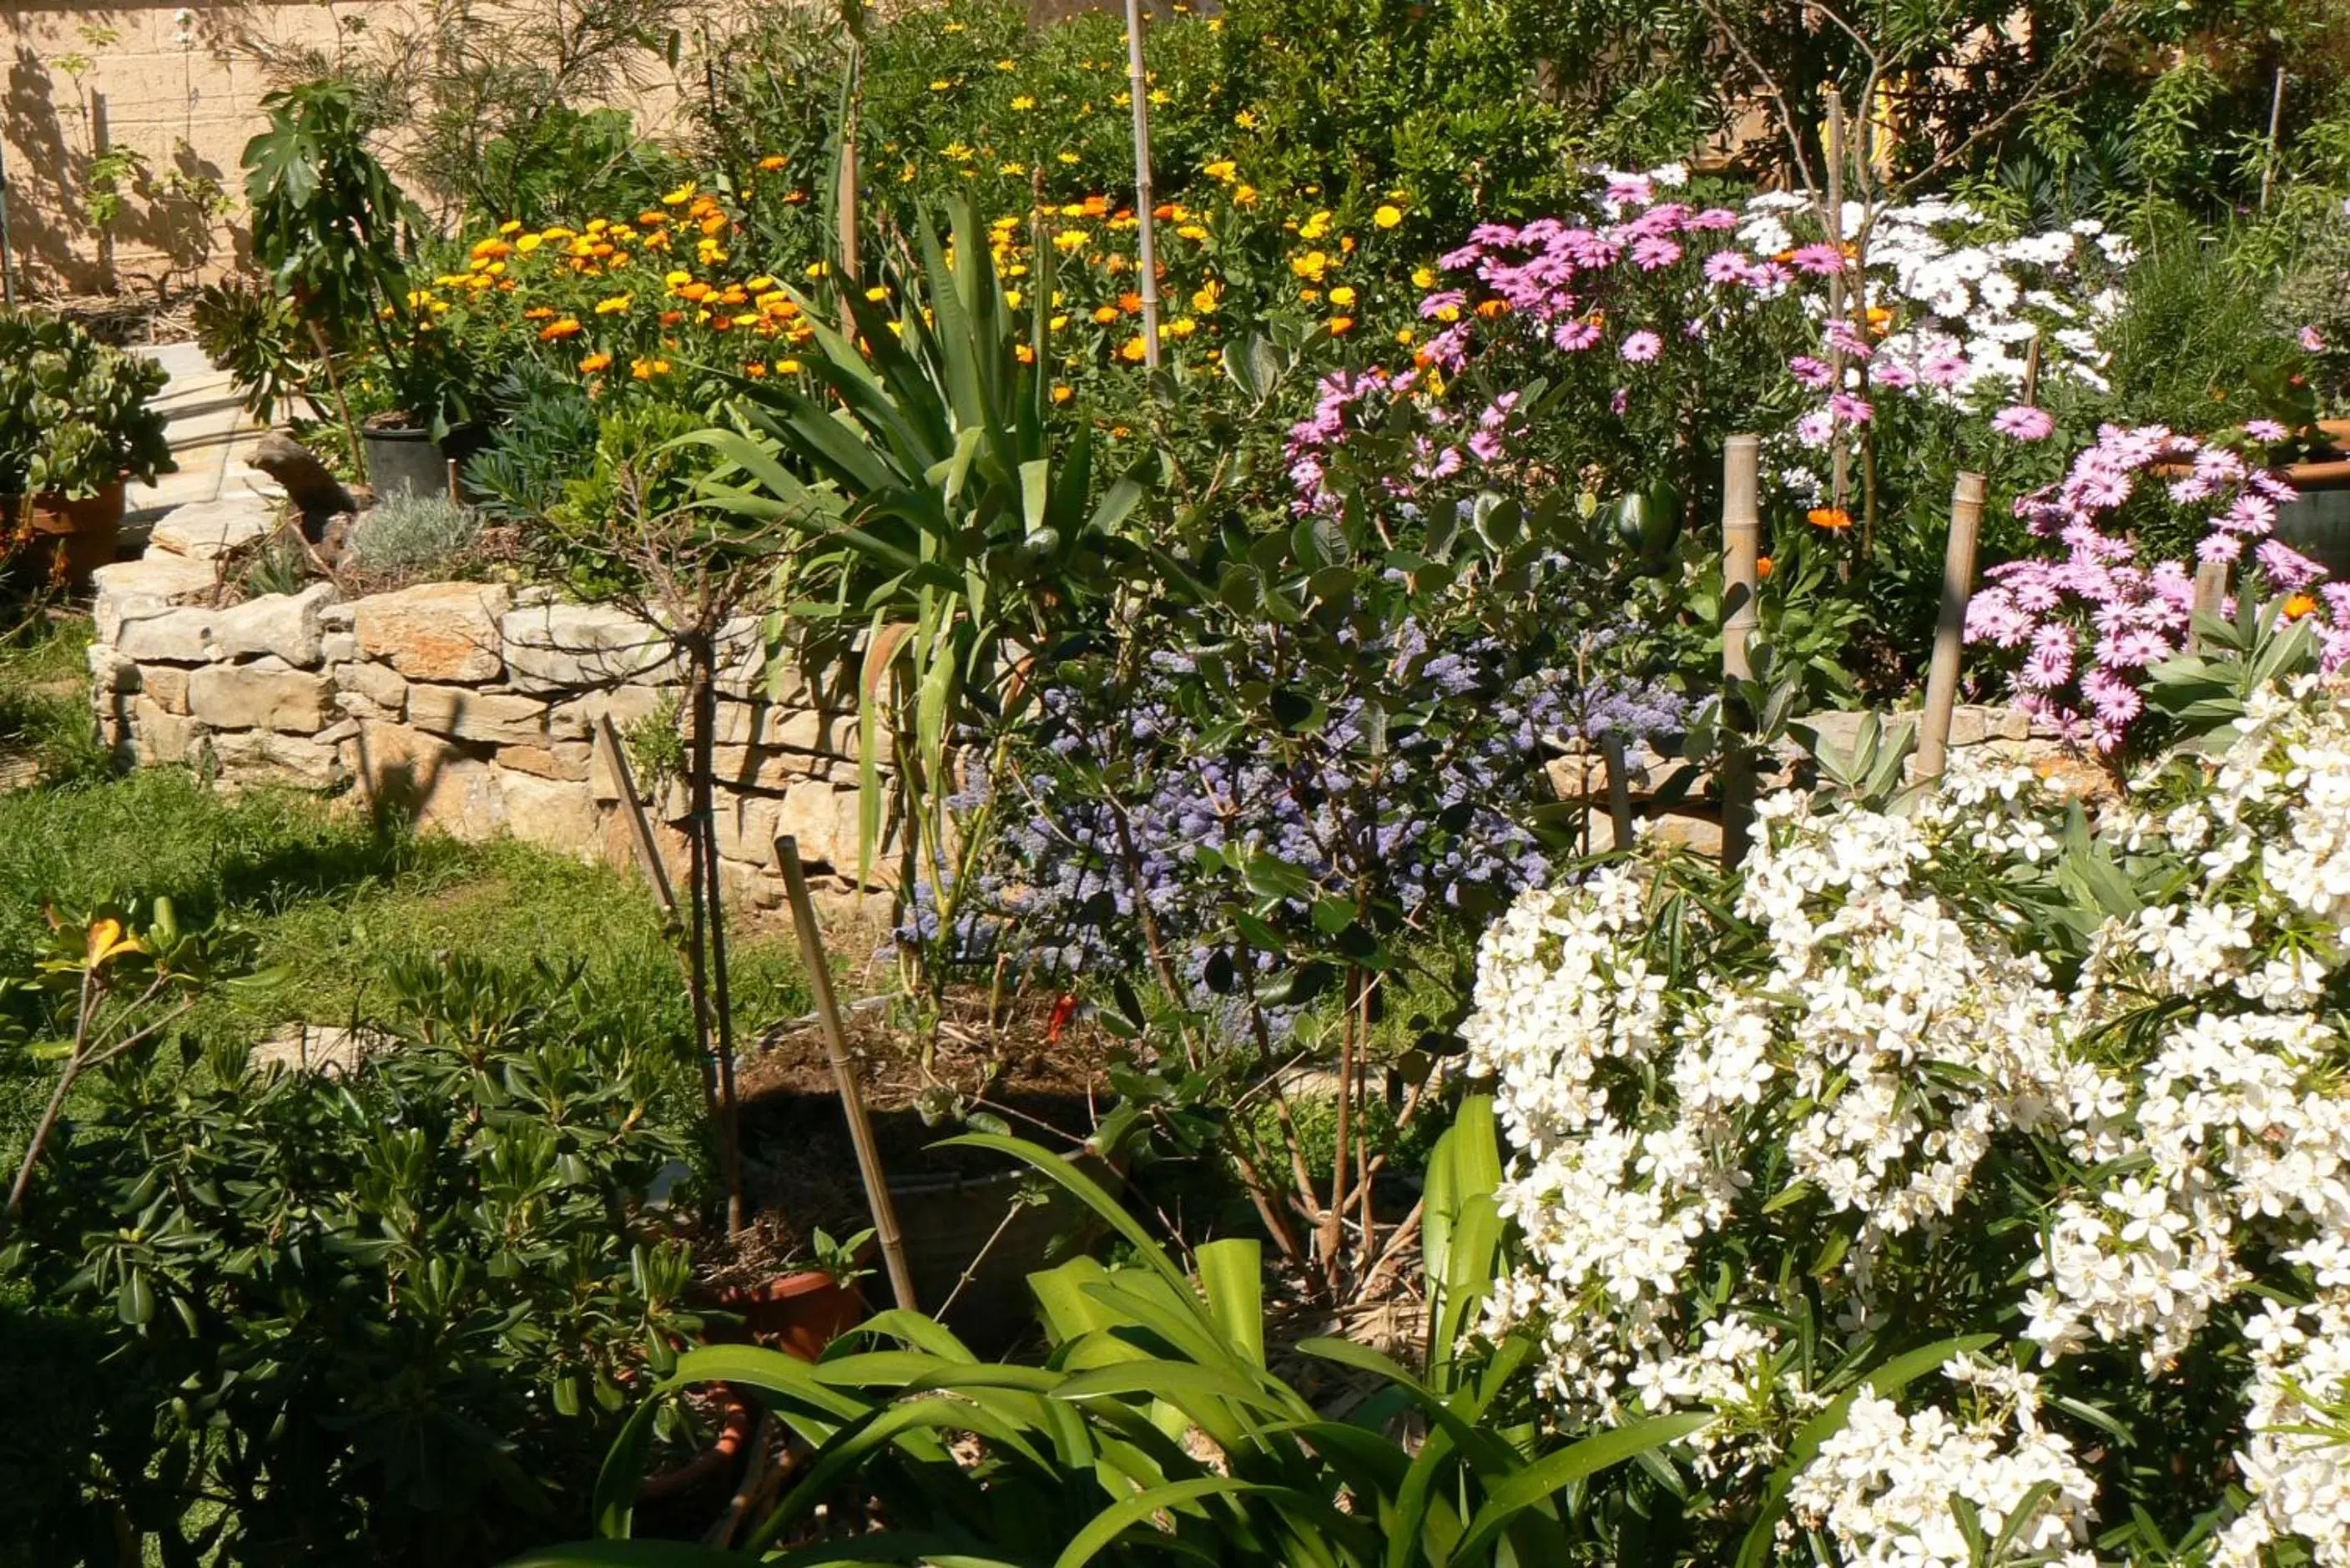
[552,682,674,741]
[497,772,604,861]
[774,781,867,875]
[333,659,408,716]
[207,729,343,789]
[710,744,810,795]
[86,643,139,694]
[112,606,214,664]
[713,792,785,866]
[141,665,189,716]
[347,720,496,835]
[1946,705,1990,749]
[132,698,199,764]
[320,632,358,664]
[149,496,275,561]
[406,684,549,747]
[352,581,511,682]
[206,582,337,667]
[501,602,679,693]
[93,552,216,643]
[187,666,335,733]
[497,740,593,782]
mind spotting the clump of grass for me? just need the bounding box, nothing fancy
[345,492,483,579]
[0,616,107,784]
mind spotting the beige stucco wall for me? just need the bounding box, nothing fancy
[1,3,421,298]
[0,0,1129,304]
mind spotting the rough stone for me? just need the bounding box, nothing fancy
[713,792,785,867]
[353,581,511,682]
[206,729,342,788]
[113,606,214,663]
[497,740,593,782]
[1644,812,1726,856]
[149,496,276,561]
[497,772,604,860]
[773,781,866,876]
[318,602,356,632]
[131,698,199,764]
[347,720,497,834]
[406,684,549,748]
[187,666,335,733]
[1946,705,1990,749]
[710,744,809,795]
[92,552,216,643]
[320,632,358,663]
[553,683,673,743]
[501,602,678,693]
[333,659,408,715]
[208,582,337,668]
[141,665,190,715]
[250,1023,388,1076]
[86,643,139,694]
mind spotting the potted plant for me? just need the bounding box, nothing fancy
[242,79,481,500]
[0,310,175,583]
[729,1226,870,1362]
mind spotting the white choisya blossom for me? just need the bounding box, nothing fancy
[1464,676,2350,1561]
[1786,1357,2098,1568]
[2216,1289,2350,1567]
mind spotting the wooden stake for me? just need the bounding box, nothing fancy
[1123,0,1162,366]
[89,90,115,295]
[2190,557,2231,654]
[1599,731,1636,854]
[445,457,461,505]
[1823,93,1849,517]
[596,712,678,917]
[837,40,863,336]
[1916,471,1987,779]
[777,834,919,1313]
[1721,434,1761,869]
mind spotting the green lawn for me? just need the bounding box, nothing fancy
[0,622,809,1170]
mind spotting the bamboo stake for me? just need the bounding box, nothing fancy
[2262,65,2287,214]
[1916,471,1987,779]
[776,834,919,1313]
[445,457,461,505]
[596,713,678,917]
[1721,435,1761,869]
[90,90,115,295]
[1123,0,1162,366]
[1823,93,1849,519]
[837,36,863,336]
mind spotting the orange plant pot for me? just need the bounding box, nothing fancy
[5,481,125,586]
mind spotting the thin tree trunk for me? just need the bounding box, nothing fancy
[691,638,746,1236]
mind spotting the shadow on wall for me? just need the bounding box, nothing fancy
[2,8,242,302]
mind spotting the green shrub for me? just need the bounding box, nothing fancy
[346,492,485,578]
[3,952,707,1566]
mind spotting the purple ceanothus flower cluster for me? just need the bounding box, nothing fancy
[904,622,1686,1009]
[1965,424,2347,750]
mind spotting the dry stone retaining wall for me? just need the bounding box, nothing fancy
[88,499,885,915]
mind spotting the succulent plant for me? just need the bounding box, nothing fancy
[0,310,175,500]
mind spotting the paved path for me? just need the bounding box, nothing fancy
[126,341,274,521]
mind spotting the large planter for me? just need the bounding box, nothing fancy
[4,481,124,586]
[731,1268,866,1362]
[2274,421,2350,582]
[360,424,450,502]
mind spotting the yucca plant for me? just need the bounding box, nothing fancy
[683,199,1150,1006]
[505,1098,1710,1566]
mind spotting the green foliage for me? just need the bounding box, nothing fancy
[511,1103,1712,1567]
[3,953,707,1565]
[473,105,685,228]
[466,362,604,522]
[190,275,315,426]
[237,528,314,600]
[0,311,174,499]
[244,78,483,438]
[346,492,486,579]
[0,618,108,788]
[688,199,1149,952]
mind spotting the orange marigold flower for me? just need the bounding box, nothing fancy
[2285,591,2319,619]
[1756,555,1774,579]
[1051,384,1073,403]
[1475,298,1508,320]
[1016,344,1036,364]
[759,154,789,171]
[1092,305,1119,324]
[744,360,769,376]
[523,305,557,320]
[539,316,583,340]
[1118,335,1148,362]
[1808,507,1854,532]
[660,310,684,325]
[1118,290,1142,313]
[580,351,613,373]
[1329,315,1354,335]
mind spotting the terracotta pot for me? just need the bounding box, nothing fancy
[4,481,124,586]
[734,1269,866,1362]
[636,1381,758,1505]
